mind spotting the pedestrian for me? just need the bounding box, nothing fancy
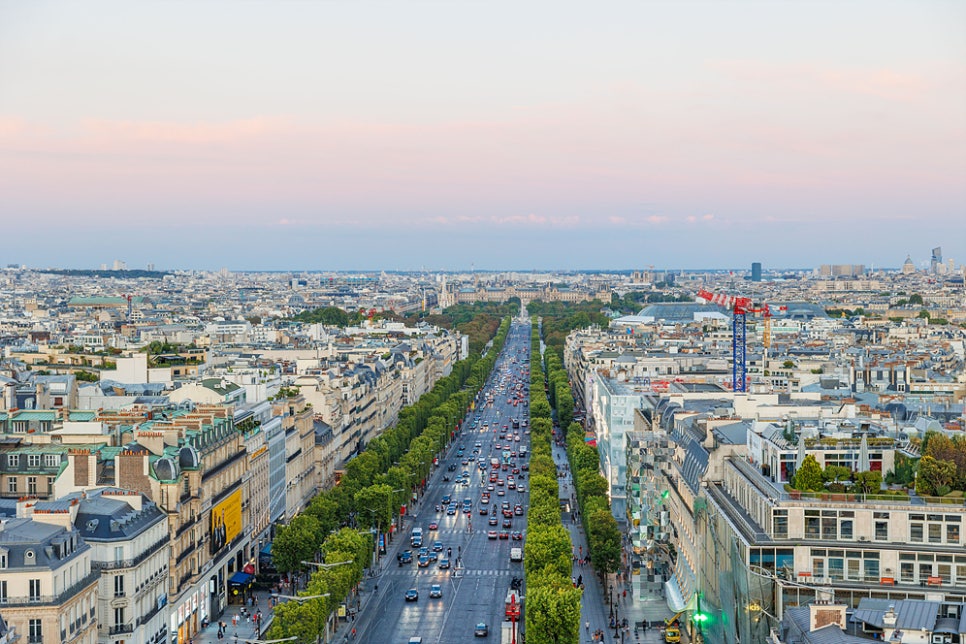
[585,620,590,633]
[623,589,627,600]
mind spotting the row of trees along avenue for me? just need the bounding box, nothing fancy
[266,317,512,642]
[523,320,581,644]
[537,304,622,630]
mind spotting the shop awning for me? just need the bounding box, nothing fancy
[259,543,272,556]
[228,572,253,586]
[664,574,689,613]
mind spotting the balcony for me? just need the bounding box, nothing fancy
[108,624,134,635]
[92,536,168,571]
[2,569,99,607]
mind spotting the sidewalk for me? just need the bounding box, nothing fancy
[552,442,671,644]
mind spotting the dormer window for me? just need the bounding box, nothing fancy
[24,549,35,565]
[0,547,7,569]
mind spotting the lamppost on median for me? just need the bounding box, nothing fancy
[269,594,332,644]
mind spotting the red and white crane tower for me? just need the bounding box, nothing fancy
[697,289,785,392]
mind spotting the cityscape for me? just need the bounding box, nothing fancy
[2,2,965,644]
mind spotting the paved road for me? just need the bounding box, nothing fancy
[352,320,533,643]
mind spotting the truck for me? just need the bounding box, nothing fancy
[490,457,500,469]
[411,527,423,547]
[509,547,522,562]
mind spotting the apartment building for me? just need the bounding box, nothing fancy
[75,489,169,644]
[0,514,98,644]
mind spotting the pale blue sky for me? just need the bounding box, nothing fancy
[1,0,963,270]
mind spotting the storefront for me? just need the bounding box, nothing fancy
[170,587,208,644]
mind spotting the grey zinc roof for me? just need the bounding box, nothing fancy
[783,606,868,644]
[0,517,87,569]
[73,490,165,541]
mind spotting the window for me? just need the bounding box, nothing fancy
[27,454,40,468]
[840,519,853,540]
[7,455,18,468]
[113,606,125,626]
[805,511,820,538]
[911,523,923,543]
[773,512,788,539]
[929,523,942,544]
[114,546,123,563]
[0,550,5,568]
[948,524,960,545]
[114,575,124,597]
[874,521,888,541]
[29,618,42,643]
[12,422,27,433]
[6,478,16,494]
[44,454,59,467]
[29,578,40,601]
[0,580,6,603]
[46,477,54,492]
[27,476,37,495]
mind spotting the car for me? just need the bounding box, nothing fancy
[521,463,529,471]
[496,479,504,487]
[517,486,526,493]
[447,506,457,515]
[442,495,451,504]
[497,489,505,496]
[487,530,498,539]
[487,484,495,491]
[432,541,444,552]
[405,588,419,602]
[511,531,523,540]
[438,558,450,569]
[514,504,523,515]
[479,507,489,515]
[489,516,498,525]
[429,584,442,598]
[474,622,489,637]
[429,521,438,530]
[447,464,457,472]
[417,555,430,567]
[508,482,516,490]
[427,551,438,562]
[502,518,512,528]
[462,459,469,465]
[499,531,509,539]
[398,550,413,565]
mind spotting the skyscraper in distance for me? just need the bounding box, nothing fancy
[751,262,762,282]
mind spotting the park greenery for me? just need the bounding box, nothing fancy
[525,300,610,355]
[266,317,511,642]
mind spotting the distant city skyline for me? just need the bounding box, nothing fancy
[1,1,963,270]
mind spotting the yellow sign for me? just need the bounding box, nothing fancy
[210,488,242,554]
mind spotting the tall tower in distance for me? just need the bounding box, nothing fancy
[751,262,762,282]
[931,247,943,274]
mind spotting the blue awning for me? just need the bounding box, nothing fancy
[259,543,272,556]
[228,571,253,586]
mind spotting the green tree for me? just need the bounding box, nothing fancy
[272,514,322,573]
[354,484,395,532]
[916,455,956,496]
[909,293,924,305]
[586,508,622,575]
[792,455,824,491]
[524,579,583,644]
[853,470,882,494]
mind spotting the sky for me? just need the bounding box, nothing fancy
[1,1,964,272]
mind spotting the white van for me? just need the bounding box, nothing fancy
[510,547,523,562]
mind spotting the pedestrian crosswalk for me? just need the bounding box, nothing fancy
[383,567,514,577]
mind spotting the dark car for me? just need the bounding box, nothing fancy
[438,558,450,569]
[432,540,444,552]
[405,588,419,602]
[475,622,488,637]
[502,518,512,528]
[398,550,413,565]
[511,531,522,541]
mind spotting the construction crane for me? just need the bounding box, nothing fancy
[697,289,785,392]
